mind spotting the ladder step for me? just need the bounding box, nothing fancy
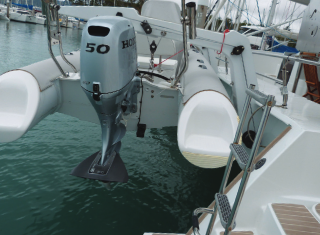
[230,144,249,170]
[215,193,236,230]
[230,144,266,171]
[245,88,268,106]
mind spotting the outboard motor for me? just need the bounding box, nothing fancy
[71,16,140,183]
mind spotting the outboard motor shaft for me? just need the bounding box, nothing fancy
[71,16,140,183]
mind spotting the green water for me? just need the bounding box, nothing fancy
[0,21,240,235]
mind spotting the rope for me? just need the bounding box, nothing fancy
[217,29,230,54]
[153,49,184,67]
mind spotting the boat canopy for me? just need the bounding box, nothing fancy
[267,36,299,53]
[12,3,33,10]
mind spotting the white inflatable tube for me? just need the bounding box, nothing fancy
[0,52,80,142]
[178,49,238,168]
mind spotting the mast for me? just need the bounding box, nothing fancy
[204,0,227,30]
[261,0,277,50]
[221,0,230,31]
[210,0,220,31]
[262,8,266,26]
[266,0,277,27]
[219,0,240,31]
[234,0,245,31]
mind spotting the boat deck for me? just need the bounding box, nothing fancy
[272,203,320,235]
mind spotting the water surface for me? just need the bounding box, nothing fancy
[0,21,240,235]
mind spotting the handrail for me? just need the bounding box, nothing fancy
[256,72,283,85]
[56,15,78,73]
[252,51,320,66]
[281,60,289,107]
[44,1,67,77]
[171,0,188,87]
[43,0,77,77]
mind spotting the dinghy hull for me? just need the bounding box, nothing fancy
[178,50,238,168]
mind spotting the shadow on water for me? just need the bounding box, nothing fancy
[0,21,241,235]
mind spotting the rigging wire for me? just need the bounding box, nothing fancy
[274,0,281,25]
[280,0,289,24]
[255,0,263,26]
[287,10,304,29]
[226,0,301,43]
[249,2,257,24]
[205,0,220,24]
[244,0,249,23]
[284,1,292,22]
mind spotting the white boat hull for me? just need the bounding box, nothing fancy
[36,16,46,25]
[9,12,28,22]
[26,15,37,24]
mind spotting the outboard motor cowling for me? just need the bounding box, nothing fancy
[80,16,137,101]
[71,16,140,184]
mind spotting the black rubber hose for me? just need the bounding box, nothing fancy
[137,70,171,82]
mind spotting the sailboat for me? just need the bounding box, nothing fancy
[0,0,320,234]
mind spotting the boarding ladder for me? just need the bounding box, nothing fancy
[192,85,276,235]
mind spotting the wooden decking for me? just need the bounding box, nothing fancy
[272,203,320,235]
[219,231,253,235]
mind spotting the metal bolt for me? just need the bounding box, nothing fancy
[161,31,167,36]
[151,95,154,98]
[151,90,154,93]
[267,101,273,106]
[90,168,95,173]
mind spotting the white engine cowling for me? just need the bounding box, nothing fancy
[80,16,137,98]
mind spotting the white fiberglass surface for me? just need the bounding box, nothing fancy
[178,91,238,156]
[0,71,39,142]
